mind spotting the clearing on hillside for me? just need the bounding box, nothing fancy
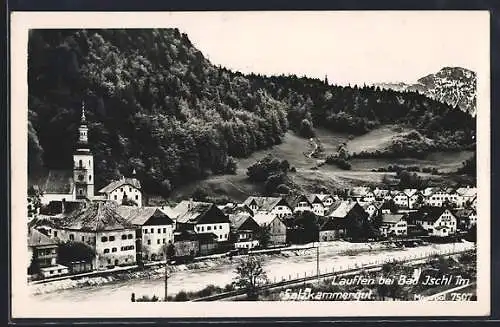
[345,125,414,154]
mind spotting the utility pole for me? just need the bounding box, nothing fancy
[164,253,168,302]
[316,242,320,284]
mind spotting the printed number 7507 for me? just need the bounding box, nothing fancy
[450,293,474,301]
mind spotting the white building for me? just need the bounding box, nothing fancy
[380,214,408,237]
[98,176,142,207]
[116,206,175,262]
[243,196,293,219]
[413,207,457,237]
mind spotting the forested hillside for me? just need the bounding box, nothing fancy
[28,29,476,195]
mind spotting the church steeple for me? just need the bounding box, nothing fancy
[73,101,94,200]
[78,102,89,146]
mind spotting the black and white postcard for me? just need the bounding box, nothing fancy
[10,11,490,318]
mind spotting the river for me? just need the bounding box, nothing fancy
[29,241,473,303]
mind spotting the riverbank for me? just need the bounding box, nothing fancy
[29,241,389,295]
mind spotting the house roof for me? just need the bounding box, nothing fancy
[28,228,57,247]
[252,212,279,226]
[382,214,406,224]
[307,194,325,205]
[41,169,74,194]
[175,202,228,224]
[116,206,174,226]
[403,189,418,197]
[319,217,346,231]
[229,214,252,230]
[409,206,451,223]
[61,201,135,231]
[351,186,370,197]
[326,201,357,218]
[456,187,477,197]
[286,194,312,208]
[243,196,289,211]
[174,230,198,242]
[98,177,141,194]
[39,200,84,216]
[452,208,476,218]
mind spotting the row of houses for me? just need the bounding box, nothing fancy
[350,186,477,209]
[28,188,477,279]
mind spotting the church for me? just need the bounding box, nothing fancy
[38,103,142,207]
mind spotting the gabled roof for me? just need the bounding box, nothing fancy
[116,206,174,226]
[326,201,357,218]
[286,194,312,208]
[243,196,289,211]
[382,214,406,224]
[373,189,390,197]
[175,202,229,224]
[61,201,135,231]
[403,189,419,197]
[253,212,280,226]
[452,208,476,218]
[307,194,325,205]
[41,170,74,194]
[98,177,141,194]
[456,187,477,197]
[171,200,211,218]
[319,217,347,231]
[351,186,370,197]
[228,214,259,231]
[409,206,452,223]
[28,228,57,247]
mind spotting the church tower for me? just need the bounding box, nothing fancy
[73,102,94,200]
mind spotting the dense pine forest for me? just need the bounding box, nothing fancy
[28,29,476,195]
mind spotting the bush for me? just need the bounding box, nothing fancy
[325,155,351,170]
[276,184,291,194]
[174,291,190,302]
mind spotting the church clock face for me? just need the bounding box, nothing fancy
[78,174,84,181]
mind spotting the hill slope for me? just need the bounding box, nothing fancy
[28,29,476,196]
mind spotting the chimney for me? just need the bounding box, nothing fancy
[61,198,66,214]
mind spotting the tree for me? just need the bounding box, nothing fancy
[122,193,138,206]
[299,119,315,138]
[28,250,40,276]
[258,225,271,249]
[225,156,238,174]
[233,255,268,300]
[28,186,43,219]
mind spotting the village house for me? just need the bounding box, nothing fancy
[403,189,423,209]
[287,194,314,214]
[243,196,293,219]
[456,186,477,208]
[326,200,369,239]
[52,201,137,269]
[425,188,455,207]
[361,201,383,219]
[409,207,457,237]
[318,216,347,241]
[98,175,143,207]
[116,206,175,262]
[173,201,231,245]
[452,208,477,230]
[173,230,200,260]
[28,228,69,278]
[313,193,336,207]
[373,188,390,201]
[228,214,261,250]
[252,212,287,246]
[379,213,408,238]
[307,195,327,216]
[392,191,409,208]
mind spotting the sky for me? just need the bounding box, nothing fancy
[159,11,488,85]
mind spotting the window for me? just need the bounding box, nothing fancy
[121,188,123,192]
[224,234,227,238]
[54,231,58,238]
[81,236,85,242]
[89,160,91,166]
[163,239,166,244]
[109,236,115,241]
[158,228,161,233]
[112,247,117,252]
[128,234,133,239]
[219,234,222,239]
[163,228,166,233]
[144,229,148,234]
[147,240,151,245]
[201,226,204,232]
[79,159,82,167]
[129,187,132,192]
[114,195,117,200]
[69,234,74,241]
[104,248,110,254]
[157,239,160,244]
[122,235,127,240]
[107,259,111,264]
[135,195,139,200]
[207,226,212,231]
[219,225,223,230]
[89,175,92,181]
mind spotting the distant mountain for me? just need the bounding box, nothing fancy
[373,67,477,116]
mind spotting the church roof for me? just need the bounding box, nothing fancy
[41,169,74,195]
[98,177,141,194]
